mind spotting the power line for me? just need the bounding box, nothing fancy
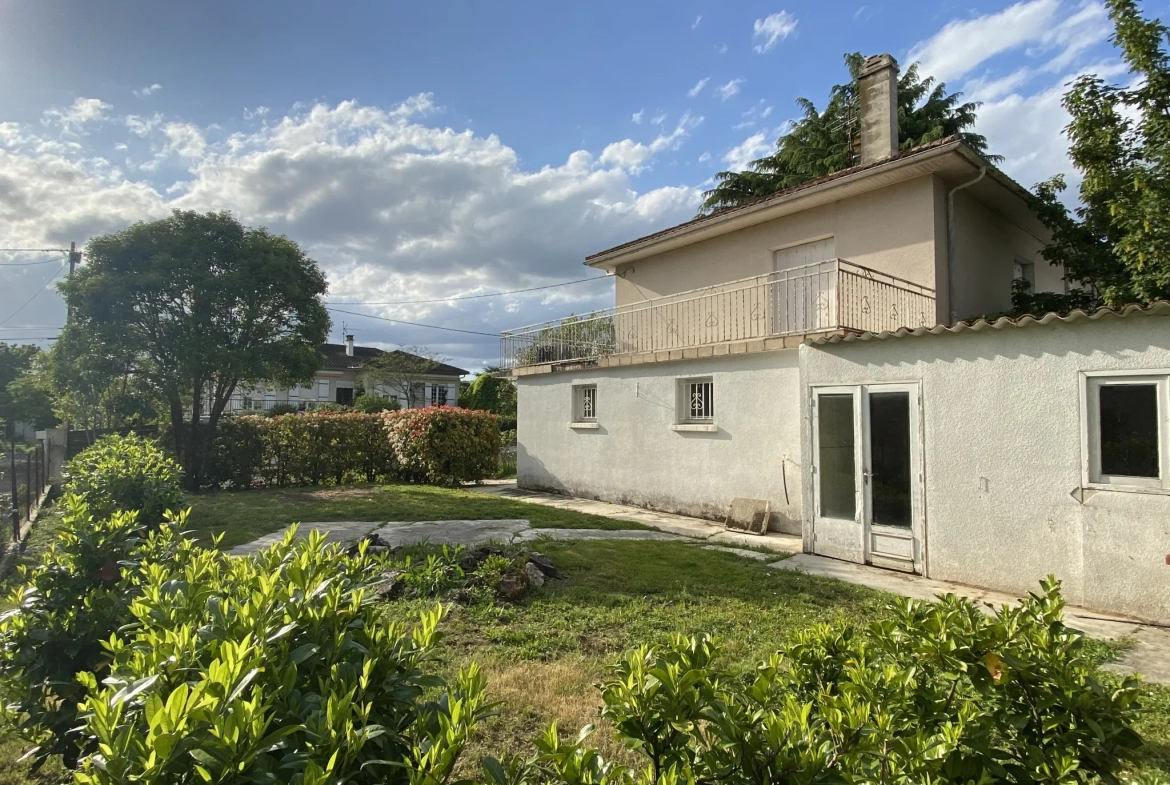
[327,307,501,338]
[0,248,69,253]
[0,261,67,328]
[326,275,610,306]
[0,259,68,266]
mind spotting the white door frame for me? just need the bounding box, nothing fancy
[810,382,926,574]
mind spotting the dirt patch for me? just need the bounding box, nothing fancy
[287,487,379,502]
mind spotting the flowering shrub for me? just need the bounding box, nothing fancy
[384,407,501,486]
[64,432,184,526]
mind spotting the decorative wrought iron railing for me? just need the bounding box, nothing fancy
[500,259,936,369]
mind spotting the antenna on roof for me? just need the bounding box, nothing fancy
[340,321,348,342]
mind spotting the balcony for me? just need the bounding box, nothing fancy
[501,259,936,371]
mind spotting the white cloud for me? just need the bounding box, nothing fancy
[718,43,728,55]
[698,151,711,163]
[41,97,112,134]
[723,131,771,171]
[752,11,797,54]
[735,99,774,128]
[907,0,1110,84]
[650,111,667,126]
[692,14,702,29]
[632,109,645,124]
[244,106,270,120]
[0,95,704,367]
[687,77,711,98]
[125,113,163,137]
[715,78,745,101]
[599,112,703,173]
[133,83,163,98]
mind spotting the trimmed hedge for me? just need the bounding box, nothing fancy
[384,407,501,486]
[204,408,499,488]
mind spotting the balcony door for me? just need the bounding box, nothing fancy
[772,238,835,335]
[810,383,924,573]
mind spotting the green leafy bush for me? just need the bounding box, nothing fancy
[64,432,184,526]
[205,415,265,488]
[384,407,501,486]
[72,527,493,784]
[0,497,194,769]
[354,392,401,413]
[486,577,1144,785]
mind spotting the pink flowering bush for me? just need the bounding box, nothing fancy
[383,407,501,486]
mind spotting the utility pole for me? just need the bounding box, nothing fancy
[69,241,79,276]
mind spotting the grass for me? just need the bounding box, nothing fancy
[182,483,646,549]
[386,539,891,767]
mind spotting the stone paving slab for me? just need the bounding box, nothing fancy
[226,521,383,556]
[770,553,1170,684]
[518,528,686,542]
[371,519,531,548]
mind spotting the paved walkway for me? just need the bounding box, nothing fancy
[467,481,804,553]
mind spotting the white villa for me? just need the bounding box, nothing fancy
[226,335,468,413]
[505,54,1170,624]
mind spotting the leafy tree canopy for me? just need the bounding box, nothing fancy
[1024,0,1170,311]
[700,53,994,215]
[58,210,330,487]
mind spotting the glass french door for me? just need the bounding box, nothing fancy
[811,384,924,573]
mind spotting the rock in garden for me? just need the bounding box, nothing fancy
[373,570,403,600]
[524,561,546,588]
[526,552,558,579]
[495,571,528,601]
[364,533,392,548]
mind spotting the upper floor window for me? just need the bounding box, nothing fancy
[574,385,597,422]
[1085,373,1169,489]
[679,378,714,423]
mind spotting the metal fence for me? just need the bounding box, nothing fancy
[500,259,936,369]
[1,445,49,543]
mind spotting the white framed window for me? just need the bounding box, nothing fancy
[1083,372,1170,490]
[573,385,597,422]
[431,385,449,406]
[679,377,714,423]
[1013,258,1036,288]
[317,380,330,401]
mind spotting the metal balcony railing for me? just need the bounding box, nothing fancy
[500,259,936,369]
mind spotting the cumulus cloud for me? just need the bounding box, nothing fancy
[632,109,645,124]
[723,131,771,171]
[687,77,711,98]
[753,11,797,53]
[41,97,112,134]
[0,95,704,367]
[133,83,163,98]
[907,0,1109,84]
[599,112,703,173]
[715,78,745,101]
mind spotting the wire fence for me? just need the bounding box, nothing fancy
[0,445,49,543]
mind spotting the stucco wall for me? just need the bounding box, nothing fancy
[951,189,1055,320]
[614,176,939,308]
[799,314,1170,623]
[517,351,803,530]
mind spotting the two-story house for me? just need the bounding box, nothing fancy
[505,54,1170,624]
[226,335,468,413]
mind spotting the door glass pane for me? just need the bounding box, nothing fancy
[869,392,912,528]
[818,393,855,519]
[1100,384,1160,477]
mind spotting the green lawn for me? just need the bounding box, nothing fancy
[182,484,647,549]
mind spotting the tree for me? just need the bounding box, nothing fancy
[462,369,517,421]
[1026,0,1170,311]
[58,210,329,489]
[700,53,995,215]
[365,347,450,409]
[0,344,56,434]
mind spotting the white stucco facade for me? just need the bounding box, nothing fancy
[800,310,1170,623]
[517,351,804,531]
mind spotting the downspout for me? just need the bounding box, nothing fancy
[946,166,986,324]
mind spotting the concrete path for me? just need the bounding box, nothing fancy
[467,481,803,553]
[772,553,1170,684]
[225,519,687,557]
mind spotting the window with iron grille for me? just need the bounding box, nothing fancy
[680,378,714,422]
[431,385,449,406]
[574,385,597,421]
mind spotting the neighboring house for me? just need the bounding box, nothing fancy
[505,54,1170,624]
[226,335,468,413]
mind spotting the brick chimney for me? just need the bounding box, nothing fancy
[857,54,899,165]
[345,334,355,357]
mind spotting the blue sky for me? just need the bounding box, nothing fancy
[0,0,1159,371]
